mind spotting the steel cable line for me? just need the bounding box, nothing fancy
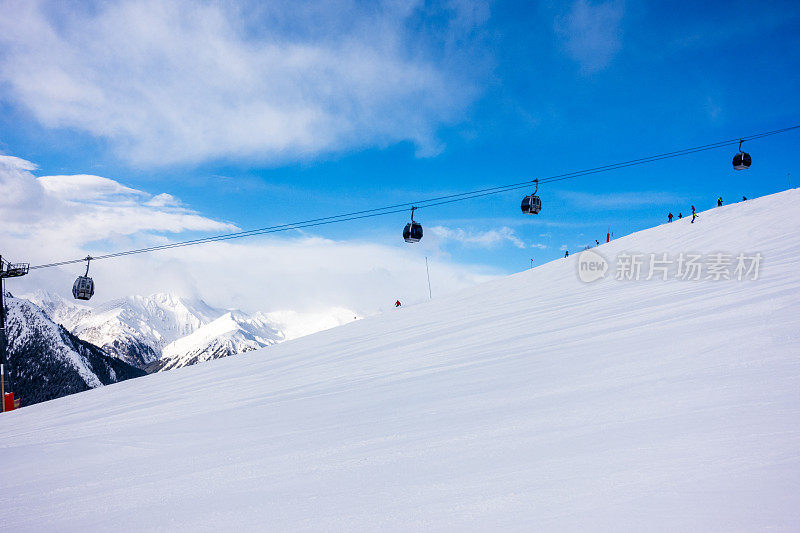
[28,182,542,269]
[28,124,800,270]
[29,183,541,269]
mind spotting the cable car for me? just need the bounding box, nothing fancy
[732,139,751,170]
[72,256,95,301]
[521,179,541,215]
[403,207,423,243]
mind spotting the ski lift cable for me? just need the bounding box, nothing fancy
[29,184,541,270]
[27,182,546,269]
[26,124,800,271]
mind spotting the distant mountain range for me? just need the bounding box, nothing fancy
[4,294,145,406]
[22,290,359,372]
[4,291,359,407]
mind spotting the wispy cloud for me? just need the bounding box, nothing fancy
[558,190,687,209]
[430,225,530,249]
[555,0,624,73]
[38,174,148,202]
[0,0,488,166]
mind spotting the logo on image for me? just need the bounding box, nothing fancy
[577,249,608,282]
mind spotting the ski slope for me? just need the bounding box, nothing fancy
[2,190,800,531]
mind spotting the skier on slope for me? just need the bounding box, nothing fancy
[678,213,682,219]
[717,197,723,207]
[395,300,402,307]
[668,212,673,222]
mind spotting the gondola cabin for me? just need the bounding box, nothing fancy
[73,256,95,300]
[403,221,423,243]
[732,151,751,170]
[521,194,541,215]
[72,275,95,300]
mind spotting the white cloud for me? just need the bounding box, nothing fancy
[1,155,237,255]
[0,155,37,171]
[555,0,624,73]
[0,156,46,217]
[430,225,528,249]
[0,0,486,165]
[146,193,182,208]
[38,174,147,201]
[0,155,500,315]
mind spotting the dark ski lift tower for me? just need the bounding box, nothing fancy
[0,255,29,412]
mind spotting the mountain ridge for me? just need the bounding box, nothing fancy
[23,290,359,372]
[4,295,145,406]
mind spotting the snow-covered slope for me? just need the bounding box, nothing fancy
[264,307,360,341]
[2,190,800,530]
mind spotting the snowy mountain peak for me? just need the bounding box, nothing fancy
[22,289,92,329]
[68,292,223,366]
[155,311,285,371]
[18,289,360,372]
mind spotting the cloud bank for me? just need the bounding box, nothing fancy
[0,155,499,315]
[0,0,487,165]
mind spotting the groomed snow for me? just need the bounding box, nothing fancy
[1,190,799,531]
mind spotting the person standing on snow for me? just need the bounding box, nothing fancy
[717,197,723,207]
[668,212,673,222]
[395,300,402,307]
[678,213,682,219]
[564,250,569,258]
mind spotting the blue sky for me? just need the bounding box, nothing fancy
[1,0,799,313]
